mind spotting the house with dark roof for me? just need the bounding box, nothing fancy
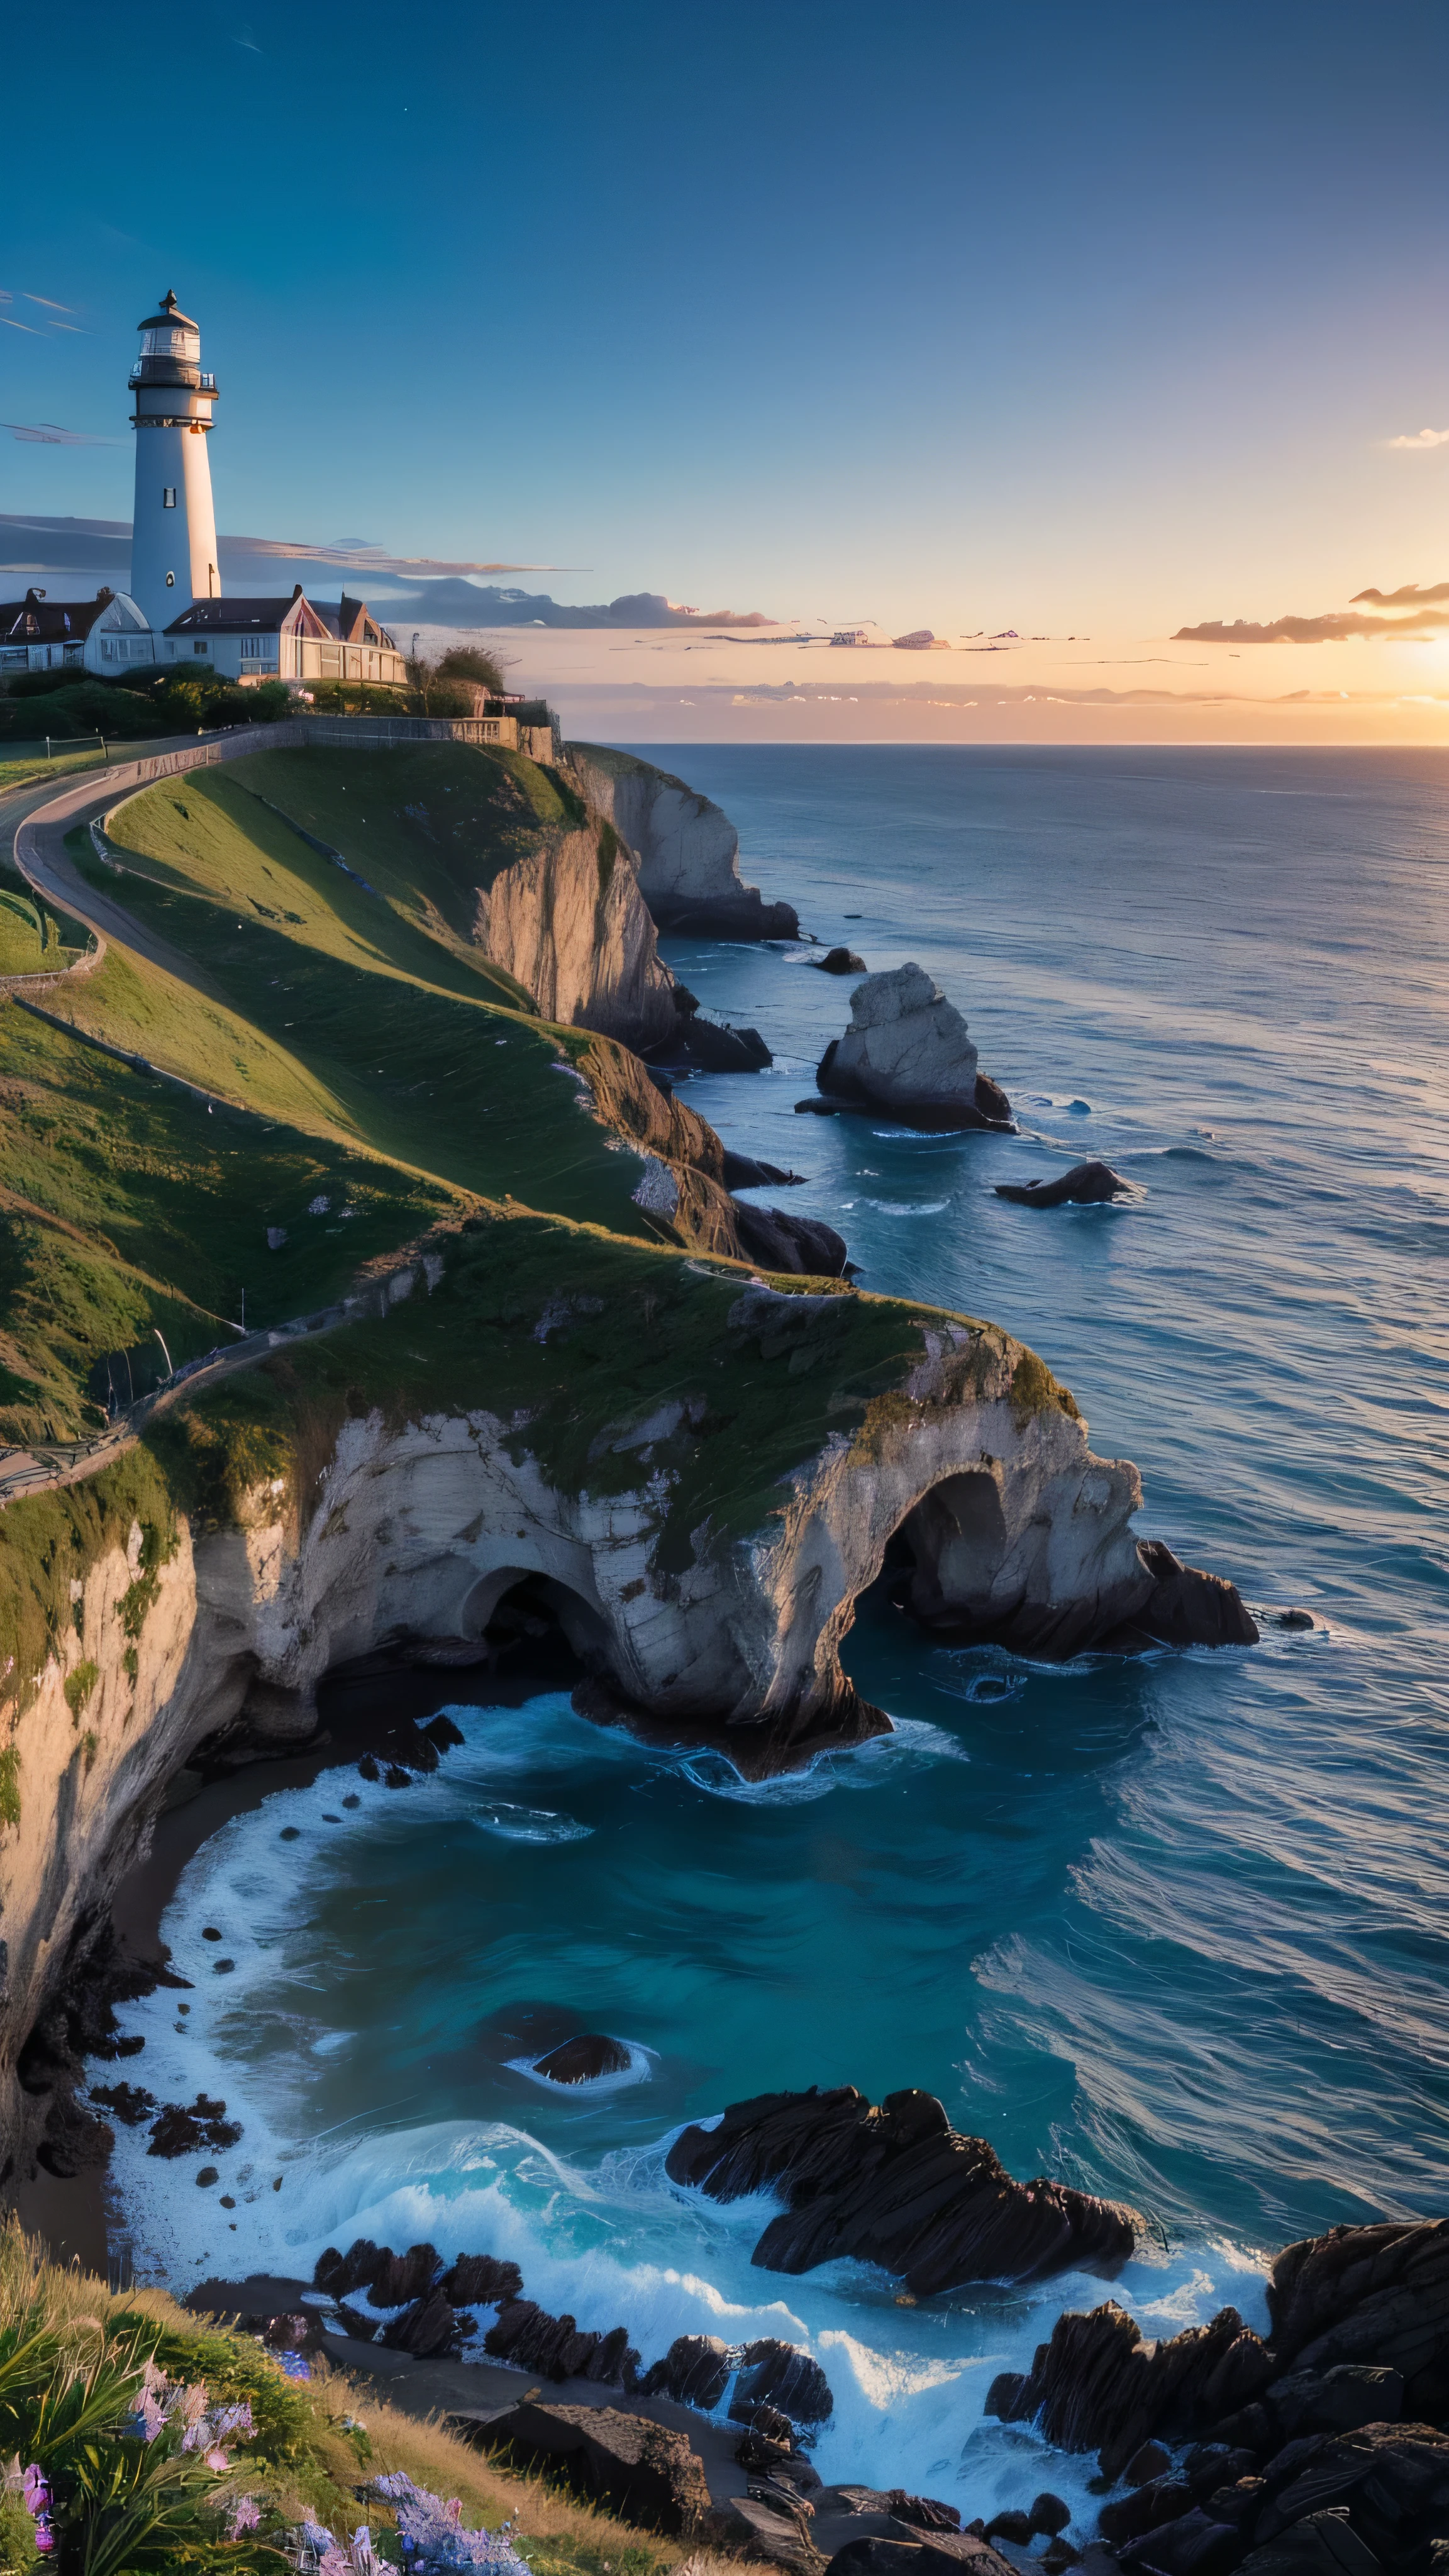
[0,588,121,675]
[162,583,406,687]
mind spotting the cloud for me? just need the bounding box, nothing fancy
[1387,426,1449,448]
[1174,609,1449,643]
[4,423,122,445]
[23,294,75,314]
[1350,580,1449,606]
[1,318,42,335]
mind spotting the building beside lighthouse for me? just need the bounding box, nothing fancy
[0,290,405,690]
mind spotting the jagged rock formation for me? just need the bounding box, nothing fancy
[815,965,1014,1130]
[567,743,800,939]
[987,2218,1449,2573]
[666,2084,1136,2291]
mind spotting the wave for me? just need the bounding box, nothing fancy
[474,1802,594,1845]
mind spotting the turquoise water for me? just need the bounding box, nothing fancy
[103,748,1449,2518]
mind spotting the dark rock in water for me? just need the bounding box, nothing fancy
[196,2165,219,2188]
[584,2324,641,2388]
[88,2080,155,2127]
[423,1712,466,1750]
[677,1016,773,1074]
[1030,2496,1072,2538]
[1275,1610,1316,1631]
[665,2084,1136,2294]
[1115,1541,1260,1651]
[369,2241,441,2307]
[722,1149,809,1190]
[988,2299,1274,2478]
[1127,2441,1175,2487]
[439,2251,523,2307]
[379,2290,472,2358]
[315,2238,381,2297]
[731,2337,835,2426]
[813,947,867,974]
[384,1763,413,1789]
[642,2333,733,2411]
[533,2033,633,2085]
[1066,1538,1258,1657]
[973,1072,1014,1124]
[358,1754,380,1781]
[459,2399,710,2534]
[795,1097,843,1116]
[982,2513,1032,2546]
[732,1202,849,1278]
[482,2295,637,2387]
[334,2302,378,2341]
[147,2093,242,2159]
[994,1160,1129,1208]
[1266,2216,1449,2409]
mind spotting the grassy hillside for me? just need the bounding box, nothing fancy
[0,740,747,1449]
[0,736,1082,1690]
[43,752,691,1241]
[0,2215,676,2576]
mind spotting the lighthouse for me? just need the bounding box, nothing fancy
[128,291,220,635]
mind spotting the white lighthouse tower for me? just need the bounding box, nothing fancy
[128,291,220,636]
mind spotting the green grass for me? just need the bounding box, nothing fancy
[145,1208,1013,1572]
[54,755,677,1241]
[0,744,115,794]
[0,875,84,975]
[0,991,450,1445]
[0,2218,680,2576]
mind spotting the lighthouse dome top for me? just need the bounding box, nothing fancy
[137,289,199,335]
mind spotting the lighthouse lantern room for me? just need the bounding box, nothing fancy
[128,291,220,635]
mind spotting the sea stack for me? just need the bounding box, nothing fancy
[814,962,1014,1130]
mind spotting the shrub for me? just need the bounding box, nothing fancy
[436,644,508,696]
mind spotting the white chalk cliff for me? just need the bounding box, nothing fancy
[567,745,799,938]
[0,1266,1254,2165]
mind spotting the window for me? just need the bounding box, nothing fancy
[101,638,116,662]
[0,647,25,669]
[163,487,176,508]
[239,635,275,660]
[194,641,208,656]
[165,571,175,588]
[64,643,83,665]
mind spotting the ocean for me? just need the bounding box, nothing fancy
[99,745,1449,2524]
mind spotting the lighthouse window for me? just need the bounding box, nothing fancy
[163,486,176,508]
[165,572,175,587]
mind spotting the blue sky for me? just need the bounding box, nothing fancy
[6,0,1449,640]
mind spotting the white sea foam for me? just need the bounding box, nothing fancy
[505,2043,655,2095]
[474,1801,593,1844]
[866,1199,950,1216]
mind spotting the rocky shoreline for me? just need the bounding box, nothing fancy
[181,2163,1449,2575]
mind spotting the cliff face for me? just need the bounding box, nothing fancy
[567,745,800,939]
[0,1274,1205,2167]
[472,823,684,1055]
